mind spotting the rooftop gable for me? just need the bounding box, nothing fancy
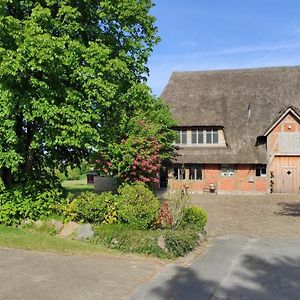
[261,106,300,136]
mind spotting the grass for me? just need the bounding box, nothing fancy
[0,225,118,257]
[62,177,94,195]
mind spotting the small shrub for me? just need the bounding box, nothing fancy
[62,192,117,224]
[66,167,81,180]
[116,183,160,229]
[181,207,208,230]
[166,191,190,229]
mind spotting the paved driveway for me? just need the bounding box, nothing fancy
[190,194,300,237]
[129,236,300,300]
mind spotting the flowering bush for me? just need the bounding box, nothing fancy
[95,112,176,185]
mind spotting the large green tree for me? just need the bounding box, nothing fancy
[0,0,160,188]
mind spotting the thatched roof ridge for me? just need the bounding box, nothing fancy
[161,66,300,164]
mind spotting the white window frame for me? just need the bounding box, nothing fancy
[206,129,219,144]
[191,129,204,144]
[191,128,219,144]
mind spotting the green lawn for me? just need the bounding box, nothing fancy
[62,177,94,195]
[0,225,118,256]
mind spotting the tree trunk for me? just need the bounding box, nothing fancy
[0,167,13,188]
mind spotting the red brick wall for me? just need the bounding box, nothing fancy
[255,178,268,192]
[203,164,219,189]
[168,164,268,193]
[236,165,255,192]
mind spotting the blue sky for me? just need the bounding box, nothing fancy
[148,0,300,95]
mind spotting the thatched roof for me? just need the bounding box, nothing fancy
[161,66,300,164]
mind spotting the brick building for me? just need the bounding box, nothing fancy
[161,66,300,194]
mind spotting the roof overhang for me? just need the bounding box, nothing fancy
[260,106,300,137]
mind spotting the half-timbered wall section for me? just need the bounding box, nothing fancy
[267,110,300,193]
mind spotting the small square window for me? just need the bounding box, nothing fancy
[221,164,235,176]
[256,165,267,177]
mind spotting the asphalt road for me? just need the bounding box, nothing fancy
[128,236,300,300]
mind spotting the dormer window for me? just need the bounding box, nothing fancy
[206,129,218,144]
[175,127,224,146]
[176,129,187,144]
[191,129,204,144]
[191,128,219,144]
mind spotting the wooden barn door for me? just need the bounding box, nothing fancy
[272,156,300,193]
[281,166,298,193]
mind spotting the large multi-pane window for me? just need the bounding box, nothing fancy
[173,165,203,180]
[177,128,219,145]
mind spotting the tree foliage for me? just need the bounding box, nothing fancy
[0,0,160,188]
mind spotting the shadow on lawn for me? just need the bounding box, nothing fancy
[149,255,300,300]
[275,202,300,217]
